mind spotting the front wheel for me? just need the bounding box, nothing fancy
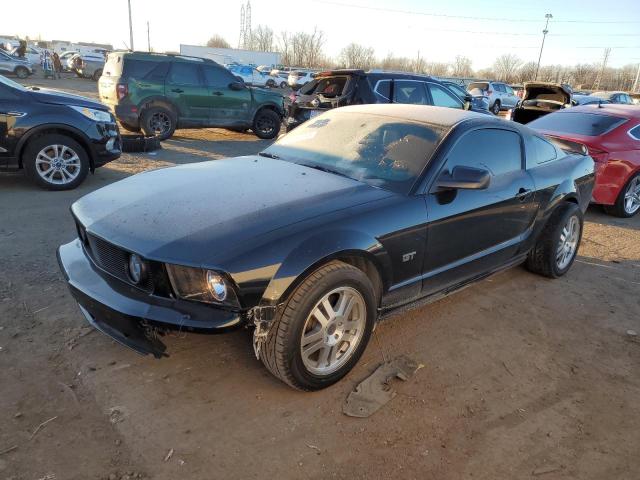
[15,66,29,79]
[260,261,376,391]
[604,172,640,218]
[492,100,501,115]
[252,109,281,139]
[526,202,583,278]
[23,134,90,190]
[92,69,103,81]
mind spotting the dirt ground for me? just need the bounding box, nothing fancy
[1,75,639,480]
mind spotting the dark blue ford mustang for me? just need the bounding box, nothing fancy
[58,104,594,390]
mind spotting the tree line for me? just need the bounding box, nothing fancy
[206,26,638,91]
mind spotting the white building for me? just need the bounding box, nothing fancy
[179,44,281,67]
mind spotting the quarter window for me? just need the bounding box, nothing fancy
[428,84,463,109]
[629,125,640,140]
[374,80,391,101]
[531,136,558,165]
[446,129,522,176]
[393,81,428,105]
[168,62,201,86]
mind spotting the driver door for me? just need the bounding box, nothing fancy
[201,64,253,126]
[422,128,537,295]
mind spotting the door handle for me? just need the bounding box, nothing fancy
[171,88,184,93]
[212,91,224,96]
[516,188,532,201]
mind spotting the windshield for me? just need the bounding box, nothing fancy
[262,110,446,194]
[0,74,28,91]
[299,76,350,97]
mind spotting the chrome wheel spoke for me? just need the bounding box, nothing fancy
[300,286,366,375]
[556,215,580,270]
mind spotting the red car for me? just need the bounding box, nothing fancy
[529,105,640,217]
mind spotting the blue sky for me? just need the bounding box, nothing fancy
[3,0,640,68]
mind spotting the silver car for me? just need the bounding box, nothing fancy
[0,50,33,78]
[468,81,520,115]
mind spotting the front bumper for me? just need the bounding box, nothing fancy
[84,120,121,168]
[57,239,244,358]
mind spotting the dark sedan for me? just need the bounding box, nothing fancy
[58,105,594,390]
[0,74,120,190]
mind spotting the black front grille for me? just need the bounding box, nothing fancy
[85,233,154,293]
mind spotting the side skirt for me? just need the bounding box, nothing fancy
[377,253,528,321]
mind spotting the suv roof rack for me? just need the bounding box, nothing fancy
[114,51,216,63]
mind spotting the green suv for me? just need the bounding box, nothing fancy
[99,52,284,140]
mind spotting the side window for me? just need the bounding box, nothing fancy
[446,129,522,176]
[374,80,391,101]
[393,80,428,105]
[494,84,506,93]
[203,65,236,87]
[427,83,463,109]
[145,62,169,81]
[628,125,640,140]
[505,85,515,95]
[167,62,201,86]
[531,136,558,165]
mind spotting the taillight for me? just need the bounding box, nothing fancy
[487,89,493,96]
[116,83,128,100]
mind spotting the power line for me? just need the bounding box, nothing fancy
[311,0,640,24]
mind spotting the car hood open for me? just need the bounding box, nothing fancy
[522,82,572,105]
[71,156,392,265]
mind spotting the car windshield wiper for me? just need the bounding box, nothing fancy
[298,163,350,179]
[258,152,281,159]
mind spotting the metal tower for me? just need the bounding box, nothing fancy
[239,4,245,48]
[243,1,252,49]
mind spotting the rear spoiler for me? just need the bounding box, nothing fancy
[543,135,588,156]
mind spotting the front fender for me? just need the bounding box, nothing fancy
[259,228,391,304]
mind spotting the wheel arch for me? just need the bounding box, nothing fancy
[16,124,94,170]
[137,96,180,119]
[253,102,284,120]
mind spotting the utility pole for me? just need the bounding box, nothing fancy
[593,48,611,90]
[147,21,150,52]
[633,62,640,93]
[535,13,552,80]
[127,0,134,51]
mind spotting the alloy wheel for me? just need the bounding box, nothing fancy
[300,287,366,375]
[623,176,640,215]
[149,112,171,136]
[556,215,580,270]
[256,115,276,136]
[35,144,81,185]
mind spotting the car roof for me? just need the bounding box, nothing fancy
[552,104,640,120]
[332,104,500,128]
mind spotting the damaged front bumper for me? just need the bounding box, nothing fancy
[57,239,245,358]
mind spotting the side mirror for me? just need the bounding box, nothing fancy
[433,166,490,191]
[229,81,245,91]
[463,94,472,111]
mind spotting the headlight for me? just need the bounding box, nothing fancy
[69,105,112,122]
[165,264,239,307]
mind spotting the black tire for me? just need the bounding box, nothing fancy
[603,172,640,218]
[23,134,89,191]
[140,106,177,141]
[121,134,162,153]
[526,202,583,278]
[260,261,376,391]
[266,79,276,88]
[492,100,501,115]
[15,66,29,79]
[119,122,142,133]
[92,69,103,81]
[252,109,281,139]
[280,81,287,89]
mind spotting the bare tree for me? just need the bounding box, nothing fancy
[339,43,375,69]
[516,62,537,83]
[493,54,522,83]
[286,27,326,68]
[247,25,274,52]
[425,62,449,77]
[206,35,230,49]
[450,55,473,77]
[378,53,413,72]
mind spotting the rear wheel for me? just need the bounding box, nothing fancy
[23,134,89,190]
[266,79,276,88]
[260,261,376,391]
[280,81,287,89]
[15,66,29,79]
[604,172,640,218]
[252,109,281,139]
[492,100,501,115]
[526,202,583,278]
[92,69,103,81]
[141,106,177,140]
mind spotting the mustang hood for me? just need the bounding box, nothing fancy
[72,156,392,265]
